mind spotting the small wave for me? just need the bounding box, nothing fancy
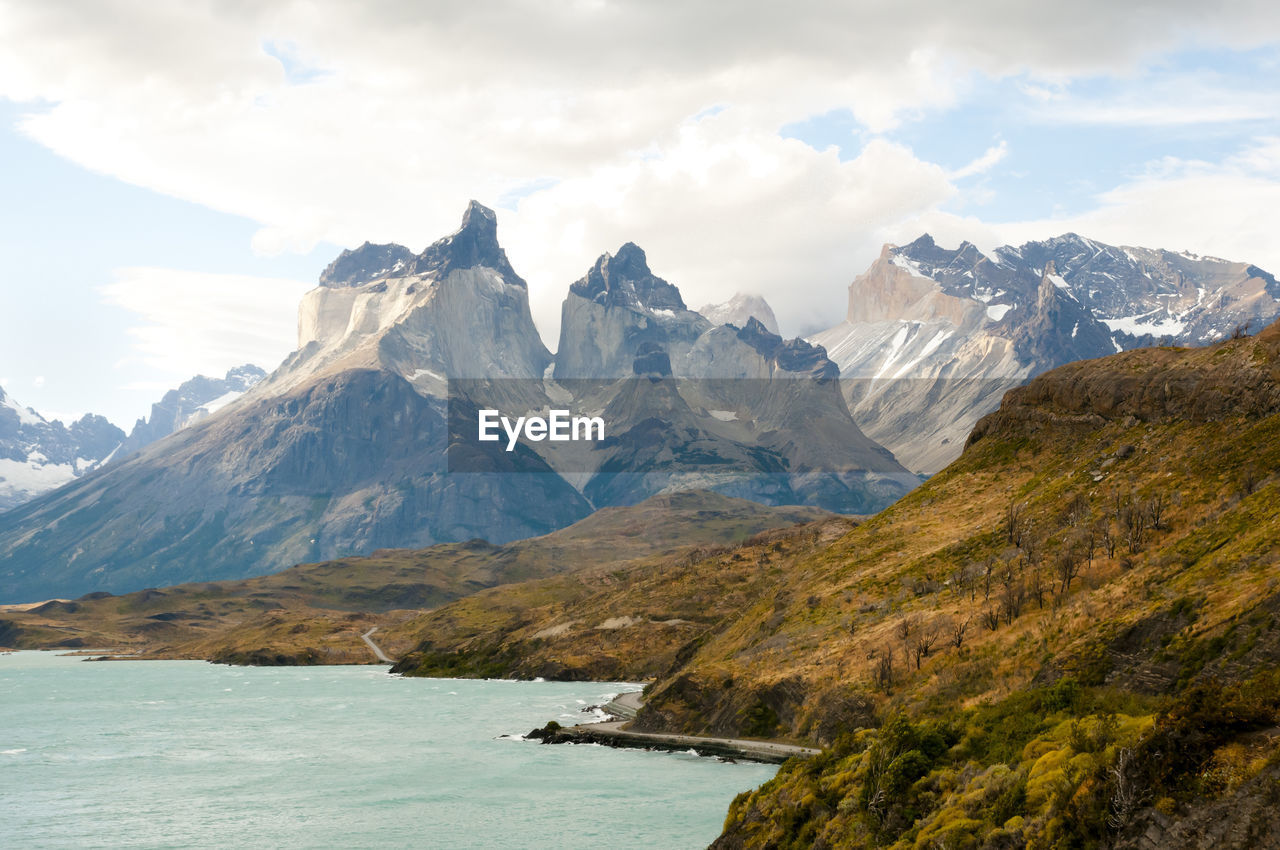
[2,748,28,755]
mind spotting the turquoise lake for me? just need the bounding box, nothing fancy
[0,652,776,848]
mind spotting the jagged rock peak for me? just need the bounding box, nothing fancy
[894,232,975,270]
[224,364,268,388]
[905,233,936,251]
[411,200,526,286]
[737,318,838,379]
[570,243,687,311]
[698,293,780,334]
[319,241,415,288]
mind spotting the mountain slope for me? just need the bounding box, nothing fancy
[812,233,1280,473]
[395,323,1280,848]
[0,491,829,664]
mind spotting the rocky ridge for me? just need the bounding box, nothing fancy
[811,233,1280,473]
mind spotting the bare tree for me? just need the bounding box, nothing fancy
[1105,522,1119,559]
[1098,522,1117,559]
[1028,565,1047,609]
[1006,501,1026,546]
[895,613,918,642]
[1121,500,1148,554]
[1107,747,1150,831]
[873,646,895,693]
[1242,465,1260,496]
[1145,493,1166,531]
[949,616,971,649]
[1056,549,1082,594]
[1021,533,1040,572]
[983,607,1001,631]
[983,557,997,601]
[911,621,942,669]
[952,564,979,602]
[1001,578,1027,624]
[1066,492,1091,527]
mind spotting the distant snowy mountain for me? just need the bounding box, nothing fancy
[811,233,1280,473]
[0,387,124,512]
[118,364,266,457]
[0,365,267,512]
[698,294,780,334]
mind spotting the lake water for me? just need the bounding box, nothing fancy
[0,652,775,848]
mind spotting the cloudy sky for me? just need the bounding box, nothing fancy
[3,0,1280,427]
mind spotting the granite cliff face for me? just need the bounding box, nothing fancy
[811,233,1280,474]
[554,243,711,380]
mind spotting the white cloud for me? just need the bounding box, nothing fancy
[948,141,1009,180]
[2,0,1280,351]
[100,268,313,380]
[32,375,45,388]
[3,1,1278,257]
[1028,78,1280,127]
[506,116,957,339]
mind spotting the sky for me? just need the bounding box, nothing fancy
[2,1,1280,428]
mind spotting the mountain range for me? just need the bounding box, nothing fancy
[3,207,1278,606]
[813,233,1280,473]
[0,203,913,603]
[0,365,266,510]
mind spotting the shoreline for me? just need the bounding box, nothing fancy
[538,689,820,765]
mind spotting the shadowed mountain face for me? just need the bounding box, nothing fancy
[0,204,913,603]
[811,233,1280,474]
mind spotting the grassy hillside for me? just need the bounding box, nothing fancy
[395,324,1280,847]
[0,491,829,664]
